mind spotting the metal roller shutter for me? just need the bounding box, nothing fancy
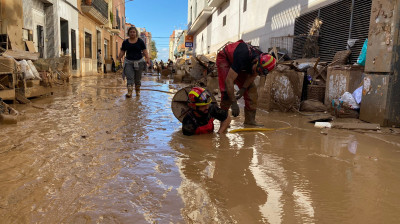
[318,0,352,62]
[349,0,372,63]
[292,0,372,64]
[292,11,319,59]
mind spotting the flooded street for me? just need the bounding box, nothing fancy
[1,74,400,223]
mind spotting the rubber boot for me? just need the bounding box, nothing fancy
[244,109,264,126]
[135,86,141,96]
[126,85,133,98]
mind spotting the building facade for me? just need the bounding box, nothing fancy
[111,0,125,63]
[169,31,175,61]
[174,31,187,59]
[78,0,112,76]
[21,0,80,76]
[0,0,24,50]
[168,30,183,61]
[187,0,347,55]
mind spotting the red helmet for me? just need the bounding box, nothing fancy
[257,53,276,75]
[188,87,212,109]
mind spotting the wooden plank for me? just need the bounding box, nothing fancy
[15,92,31,104]
[24,85,52,98]
[332,122,381,130]
[25,41,36,53]
[0,89,15,100]
[2,50,39,61]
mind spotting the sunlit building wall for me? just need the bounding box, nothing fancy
[187,0,340,54]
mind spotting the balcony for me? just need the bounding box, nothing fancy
[111,27,120,34]
[208,0,224,7]
[38,0,54,4]
[81,0,109,25]
[188,8,213,35]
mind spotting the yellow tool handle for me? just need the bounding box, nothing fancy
[229,127,291,134]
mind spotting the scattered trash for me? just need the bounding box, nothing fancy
[332,122,380,130]
[0,99,19,124]
[297,63,314,71]
[0,114,17,124]
[357,39,368,66]
[368,156,378,161]
[347,39,359,48]
[352,86,363,104]
[339,92,359,109]
[315,122,332,129]
[315,122,380,130]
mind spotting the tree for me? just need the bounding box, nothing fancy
[150,40,157,60]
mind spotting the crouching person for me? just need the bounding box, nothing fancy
[182,87,231,136]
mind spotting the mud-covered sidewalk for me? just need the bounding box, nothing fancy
[1,74,400,223]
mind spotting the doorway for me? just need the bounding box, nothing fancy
[71,29,77,70]
[37,25,44,58]
[60,19,69,55]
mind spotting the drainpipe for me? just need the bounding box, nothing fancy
[347,0,355,50]
[238,0,241,40]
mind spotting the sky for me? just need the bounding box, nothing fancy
[125,0,188,62]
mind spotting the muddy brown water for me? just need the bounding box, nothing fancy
[1,74,400,223]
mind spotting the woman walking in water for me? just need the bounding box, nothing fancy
[117,26,150,97]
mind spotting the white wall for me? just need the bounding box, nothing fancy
[57,0,79,59]
[190,0,340,54]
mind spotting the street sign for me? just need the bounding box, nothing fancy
[185,35,193,47]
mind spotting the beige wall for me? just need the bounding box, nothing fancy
[78,1,113,76]
[0,0,24,50]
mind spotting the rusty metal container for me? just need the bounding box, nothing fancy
[361,0,400,126]
[258,70,304,112]
[324,65,364,106]
[359,74,390,125]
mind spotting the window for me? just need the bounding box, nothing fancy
[116,42,118,59]
[104,39,108,60]
[223,16,226,26]
[207,16,212,25]
[116,9,120,29]
[85,32,92,58]
[243,0,247,12]
[194,0,197,19]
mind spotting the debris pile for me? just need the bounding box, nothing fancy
[0,98,18,124]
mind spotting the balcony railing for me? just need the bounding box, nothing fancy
[92,0,108,18]
[81,0,109,25]
[188,8,212,35]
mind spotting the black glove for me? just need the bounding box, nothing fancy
[231,101,240,117]
[236,88,246,100]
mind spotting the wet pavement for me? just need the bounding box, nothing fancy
[1,74,400,223]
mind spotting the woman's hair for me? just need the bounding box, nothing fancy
[127,26,139,37]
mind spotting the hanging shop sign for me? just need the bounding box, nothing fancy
[185,35,194,47]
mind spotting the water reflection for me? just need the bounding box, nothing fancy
[170,130,269,223]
